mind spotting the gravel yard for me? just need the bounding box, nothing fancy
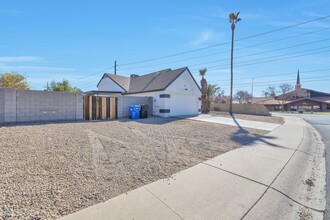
[0,117,268,219]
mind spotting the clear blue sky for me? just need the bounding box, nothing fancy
[0,0,329,96]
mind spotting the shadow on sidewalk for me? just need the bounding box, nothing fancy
[230,115,283,148]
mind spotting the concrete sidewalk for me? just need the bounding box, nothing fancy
[177,114,281,131]
[59,116,326,220]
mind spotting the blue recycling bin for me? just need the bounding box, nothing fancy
[129,105,141,119]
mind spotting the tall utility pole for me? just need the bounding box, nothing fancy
[229,12,241,115]
[114,60,117,75]
[251,78,254,99]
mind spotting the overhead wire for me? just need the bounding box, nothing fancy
[71,15,330,88]
[117,27,330,72]
[209,67,330,83]
[116,15,330,67]
[77,67,330,89]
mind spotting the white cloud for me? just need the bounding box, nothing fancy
[190,31,214,45]
[0,56,42,63]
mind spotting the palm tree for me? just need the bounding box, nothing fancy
[207,84,220,108]
[199,68,208,113]
[229,12,241,115]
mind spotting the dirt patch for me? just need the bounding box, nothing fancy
[305,178,315,188]
[298,208,313,220]
[209,111,284,124]
[0,117,267,219]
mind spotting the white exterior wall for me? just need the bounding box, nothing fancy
[166,70,201,116]
[98,77,125,92]
[125,70,201,117]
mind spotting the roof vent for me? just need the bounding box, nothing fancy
[130,74,139,78]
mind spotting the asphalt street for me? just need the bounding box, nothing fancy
[273,113,330,220]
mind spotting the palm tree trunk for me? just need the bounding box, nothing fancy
[201,78,208,113]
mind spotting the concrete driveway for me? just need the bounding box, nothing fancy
[178,114,281,131]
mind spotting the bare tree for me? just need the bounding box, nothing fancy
[214,92,227,104]
[262,85,277,97]
[277,83,294,111]
[234,90,252,104]
[278,83,293,94]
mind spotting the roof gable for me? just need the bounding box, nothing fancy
[309,89,330,97]
[163,68,201,92]
[97,67,200,94]
[275,87,330,101]
[97,74,130,92]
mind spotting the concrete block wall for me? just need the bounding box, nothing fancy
[75,92,84,120]
[117,96,153,118]
[0,89,5,123]
[4,88,17,122]
[210,103,271,116]
[0,88,83,124]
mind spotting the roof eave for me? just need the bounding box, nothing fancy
[123,88,166,95]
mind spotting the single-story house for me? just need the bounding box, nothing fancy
[96,67,202,117]
[252,71,330,111]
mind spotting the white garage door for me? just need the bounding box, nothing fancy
[170,94,198,116]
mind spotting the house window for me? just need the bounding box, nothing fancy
[159,109,170,113]
[160,94,170,98]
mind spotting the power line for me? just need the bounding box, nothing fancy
[118,33,330,73]
[73,16,330,87]
[75,46,330,89]
[228,77,330,89]
[72,18,330,83]
[69,66,114,83]
[236,27,330,50]
[209,67,330,83]
[234,48,330,68]
[116,15,330,67]
[233,74,330,87]
[77,67,330,90]
[190,48,330,72]
[234,75,330,87]
[234,45,330,66]
[117,27,330,72]
[179,39,330,70]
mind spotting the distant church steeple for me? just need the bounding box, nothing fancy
[295,69,301,90]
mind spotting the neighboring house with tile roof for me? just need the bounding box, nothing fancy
[251,71,330,112]
[96,67,202,117]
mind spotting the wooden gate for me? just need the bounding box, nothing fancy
[83,96,117,120]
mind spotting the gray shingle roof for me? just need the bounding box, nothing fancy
[102,67,197,94]
[105,74,130,92]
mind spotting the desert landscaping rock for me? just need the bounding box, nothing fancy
[0,117,267,219]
